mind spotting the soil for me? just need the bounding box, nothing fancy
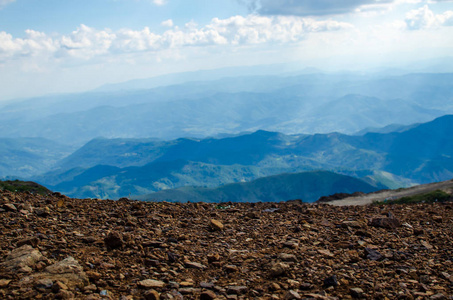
[0,189,452,299]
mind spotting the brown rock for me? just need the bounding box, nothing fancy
[55,290,75,299]
[144,289,160,300]
[16,237,39,248]
[365,248,383,261]
[430,294,447,300]
[284,290,302,299]
[138,279,166,289]
[1,245,44,270]
[32,256,89,289]
[369,216,400,229]
[104,231,123,250]
[210,219,224,231]
[200,290,217,300]
[185,261,207,269]
[86,271,102,281]
[226,286,247,295]
[35,207,50,217]
[317,249,334,258]
[350,287,364,298]
[323,275,338,288]
[3,203,17,211]
[341,221,363,228]
[270,262,289,277]
[52,281,69,292]
[224,264,238,272]
[0,279,12,288]
[278,253,298,262]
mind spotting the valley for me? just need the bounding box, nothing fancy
[0,71,452,203]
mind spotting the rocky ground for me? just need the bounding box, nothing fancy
[0,190,452,299]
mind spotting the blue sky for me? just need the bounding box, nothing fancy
[0,0,452,100]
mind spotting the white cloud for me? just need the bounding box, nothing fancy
[161,19,174,27]
[0,0,15,9]
[0,15,353,62]
[0,30,58,61]
[153,0,167,6]
[405,5,453,29]
[59,25,116,58]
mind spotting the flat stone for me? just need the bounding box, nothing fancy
[317,249,334,258]
[200,282,215,289]
[210,219,224,231]
[1,245,44,270]
[284,290,302,299]
[185,261,207,269]
[179,287,201,294]
[278,253,298,262]
[341,221,363,228]
[138,279,166,289]
[31,256,89,289]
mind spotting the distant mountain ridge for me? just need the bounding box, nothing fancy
[30,114,453,200]
[0,72,451,145]
[136,171,381,203]
[0,138,73,178]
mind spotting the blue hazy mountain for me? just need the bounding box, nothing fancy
[0,72,450,145]
[0,138,73,178]
[33,115,453,200]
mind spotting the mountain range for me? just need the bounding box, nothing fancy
[0,69,452,202]
[17,114,451,200]
[0,72,451,146]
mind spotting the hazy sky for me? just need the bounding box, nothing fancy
[0,0,452,100]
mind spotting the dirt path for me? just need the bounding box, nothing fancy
[329,179,453,206]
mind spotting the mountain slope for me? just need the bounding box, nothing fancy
[35,115,453,199]
[137,171,381,203]
[326,178,453,206]
[48,160,268,199]
[0,138,73,178]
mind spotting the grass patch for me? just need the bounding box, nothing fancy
[375,190,451,205]
[0,180,51,195]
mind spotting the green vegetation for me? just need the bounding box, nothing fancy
[376,190,451,205]
[138,171,380,203]
[0,180,52,195]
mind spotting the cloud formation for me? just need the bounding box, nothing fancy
[161,19,174,27]
[0,15,352,62]
[153,0,167,6]
[405,5,453,29]
[240,0,394,16]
